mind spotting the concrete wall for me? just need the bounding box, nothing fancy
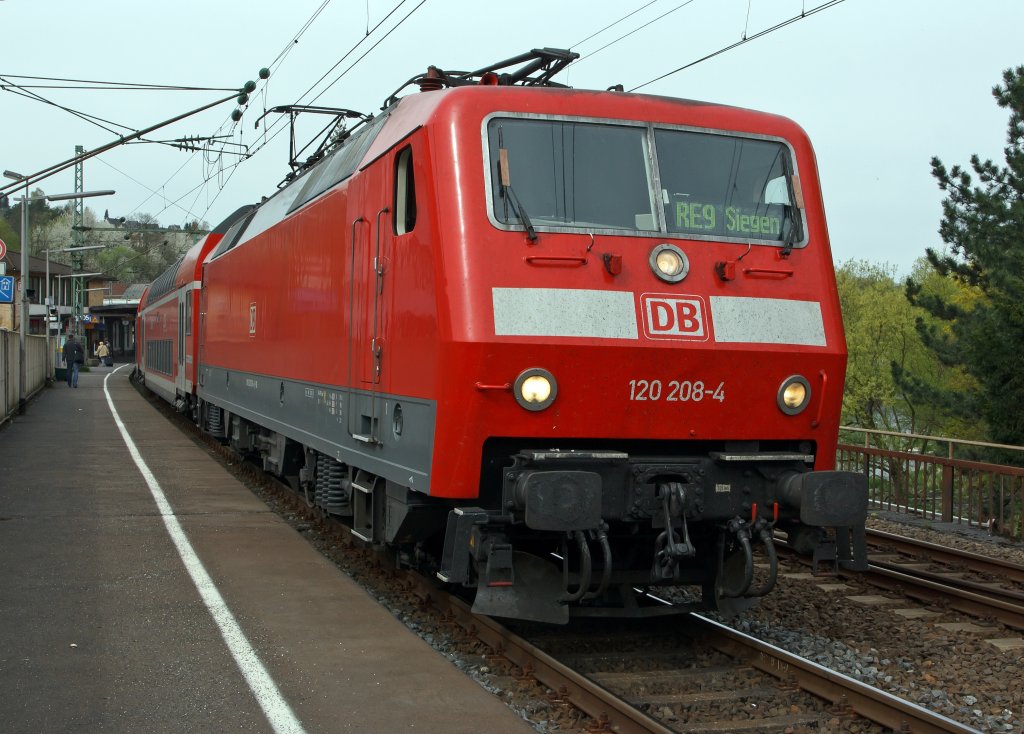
[1,330,47,423]
[0,303,14,331]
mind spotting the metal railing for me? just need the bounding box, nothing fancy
[836,426,1024,540]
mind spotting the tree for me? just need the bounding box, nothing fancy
[838,259,979,439]
[30,205,73,259]
[906,66,1024,445]
[0,216,18,251]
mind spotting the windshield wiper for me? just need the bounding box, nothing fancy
[496,128,538,243]
[780,156,802,256]
[501,177,538,243]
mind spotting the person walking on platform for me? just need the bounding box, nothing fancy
[62,335,84,388]
[96,340,110,367]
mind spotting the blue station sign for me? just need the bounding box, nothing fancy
[0,275,14,304]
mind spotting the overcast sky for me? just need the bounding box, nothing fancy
[1,0,1020,275]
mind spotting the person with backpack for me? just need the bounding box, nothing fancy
[62,335,85,388]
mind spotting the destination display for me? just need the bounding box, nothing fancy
[669,199,786,241]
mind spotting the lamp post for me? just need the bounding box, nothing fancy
[1,169,112,410]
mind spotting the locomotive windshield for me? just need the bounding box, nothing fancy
[488,119,657,231]
[486,116,801,245]
[656,129,794,243]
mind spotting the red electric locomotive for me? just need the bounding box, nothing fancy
[139,50,867,623]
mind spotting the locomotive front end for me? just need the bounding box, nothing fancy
[432,88,867,623]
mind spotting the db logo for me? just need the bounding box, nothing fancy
[640,294,709,341]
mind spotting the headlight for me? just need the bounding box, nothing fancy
[649,244,689,283]
[514,368,557,411]
[777,375,811,415]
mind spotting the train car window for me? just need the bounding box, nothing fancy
[234,173,313,249]
[212,208,260,258]
[322,114,387,187]
[654,130,799,244]
[393,146,416,235]
[145,339,173,375]
[487,118,656,233]
[290,159,335,212]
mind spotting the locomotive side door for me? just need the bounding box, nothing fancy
[176,287,187,397]
[347,153,394,444]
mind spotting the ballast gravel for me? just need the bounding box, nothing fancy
[707,515,1024,733]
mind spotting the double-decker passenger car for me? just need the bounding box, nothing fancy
[138,50,867,623]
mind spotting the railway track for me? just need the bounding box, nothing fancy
[866,528,1024,585]
[775,529,1024,631]
[417,590,980,734]
[860,528,1024,631]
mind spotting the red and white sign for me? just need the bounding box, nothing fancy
[640,293,709,341]
[0,237,6,260]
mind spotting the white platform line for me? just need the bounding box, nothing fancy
[104,367,306,734]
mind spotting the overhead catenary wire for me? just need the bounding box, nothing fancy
[570,0,662,49]
[309,0,427,106]
[292,0,418,108]
[572,0,702,65]
[242,0,427,164]
[95,157,206,223]
[0,73,239,91]
[630,0,846,91]
[0,83,238,91]
[267,0,335,75]
[0,75,134,136]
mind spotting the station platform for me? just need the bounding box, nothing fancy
[0,368,535,734]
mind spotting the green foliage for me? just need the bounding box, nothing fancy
[0,216,19,251]
[907,66,1024,445]
[96,245,143,278]
[10,194,206,285]
[837,259,978,439]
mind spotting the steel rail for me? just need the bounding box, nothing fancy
[777,536,1024,630]
[429,591,676,734]
[867,527,1024,584]
[692,615,982,734]
[868,559,1024,604]
[857,564,1024,631]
